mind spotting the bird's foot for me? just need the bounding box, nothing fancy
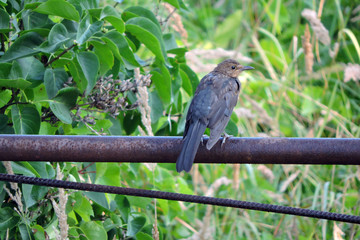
[221,132,233,148]
[200,134,208,146]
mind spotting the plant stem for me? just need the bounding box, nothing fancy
[45,44,76,67]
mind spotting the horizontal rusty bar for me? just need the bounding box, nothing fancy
[0,135,359,164]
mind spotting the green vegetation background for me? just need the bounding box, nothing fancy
[0,0,359,239]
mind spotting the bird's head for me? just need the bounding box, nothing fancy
[214,59,254,78]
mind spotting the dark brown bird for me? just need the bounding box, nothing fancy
[176,59,254,172]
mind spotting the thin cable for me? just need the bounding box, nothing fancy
[0,173,359,224]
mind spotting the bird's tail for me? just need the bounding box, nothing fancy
[176,121,207,172]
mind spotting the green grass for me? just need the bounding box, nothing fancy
[127,0,360,239]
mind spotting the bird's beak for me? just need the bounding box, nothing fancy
[242,66,254,71]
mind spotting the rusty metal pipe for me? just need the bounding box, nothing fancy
[0,135,359,164]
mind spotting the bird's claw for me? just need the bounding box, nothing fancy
[221,132,233,148]
[200,134,208,146]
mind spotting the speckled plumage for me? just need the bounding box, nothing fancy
[176,59,254,172]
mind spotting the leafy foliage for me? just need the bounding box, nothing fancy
[0,0,194,238]
[0,0,360,239]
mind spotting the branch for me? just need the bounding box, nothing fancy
[0,102,29,113]
[45,44,76,67]
[0,90,22,113]
[160,8,177,26]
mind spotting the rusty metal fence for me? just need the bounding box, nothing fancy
[1,135,360,224]
[1,135,360,164]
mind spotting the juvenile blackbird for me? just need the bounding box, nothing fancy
[176,59,254,172]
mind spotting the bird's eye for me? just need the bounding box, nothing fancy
[231,66,236,70]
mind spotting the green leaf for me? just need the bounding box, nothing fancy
[39,122,58,135]
[28,184,48,205]
[49,87,80,124]
[0,78,31,89]
[136,232,153,240]
[38,23,71,53]
[125,32,141,51]
[125,17,167,63]
[127,216,146,237]
[11,105,41,134]
[115,195,130,223]
[0,89,12,108]
[33,83,49,102]
[0,9,10,33]
[34,0,80,22]
[19,224,31,240]
[100,6,125,33]
[0,114,8,129]
[44,68,68,99]
[0,207,20,231]
[0,79,32,89]
[164,0,180,9]
[83,192,109,209]
[167,48,187,59]
[22,183,40,208]
[22,10,51,30]
[163,33,178,51]
[68,192,83,211]
[24,3,42,10]
[0,114,14,134]
[21,28,51,38]
[180,64,199,95]
[108,117,122,135]
[73,194,93,222]
[88,8,102,19]
[179,68,192,96]
[16,57,45,86]
[224,118,238,136]
[76,14,103,45]
[122,6,161,30]
[68,57,87,93]
[95,162,120,187]
[77,51,99,95]
[149,91,164,123]
[123,111,141,135]
[100,36,121,60]
[9,60,23,79]
[0,63,12,78]
[89,40,114,76]
[177,100,190,134]
[94,119,112,132]
[76,0,98,10]
[150,64,171,105]
[80,222,107,240]
[157,199,169,215]
[104,30,139,68]
[0,32,43,62]
[10,162,37,177]
[32,225,46,240]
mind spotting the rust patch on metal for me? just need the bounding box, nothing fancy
[0,135,359,165]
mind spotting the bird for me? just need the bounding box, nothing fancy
[176,59,254,173]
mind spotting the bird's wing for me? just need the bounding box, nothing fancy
[206,78,240,149]
[183,73,218,137]
[183,73,240,148]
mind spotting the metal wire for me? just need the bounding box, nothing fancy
[1,135,360,164]
[0,173,359,224]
